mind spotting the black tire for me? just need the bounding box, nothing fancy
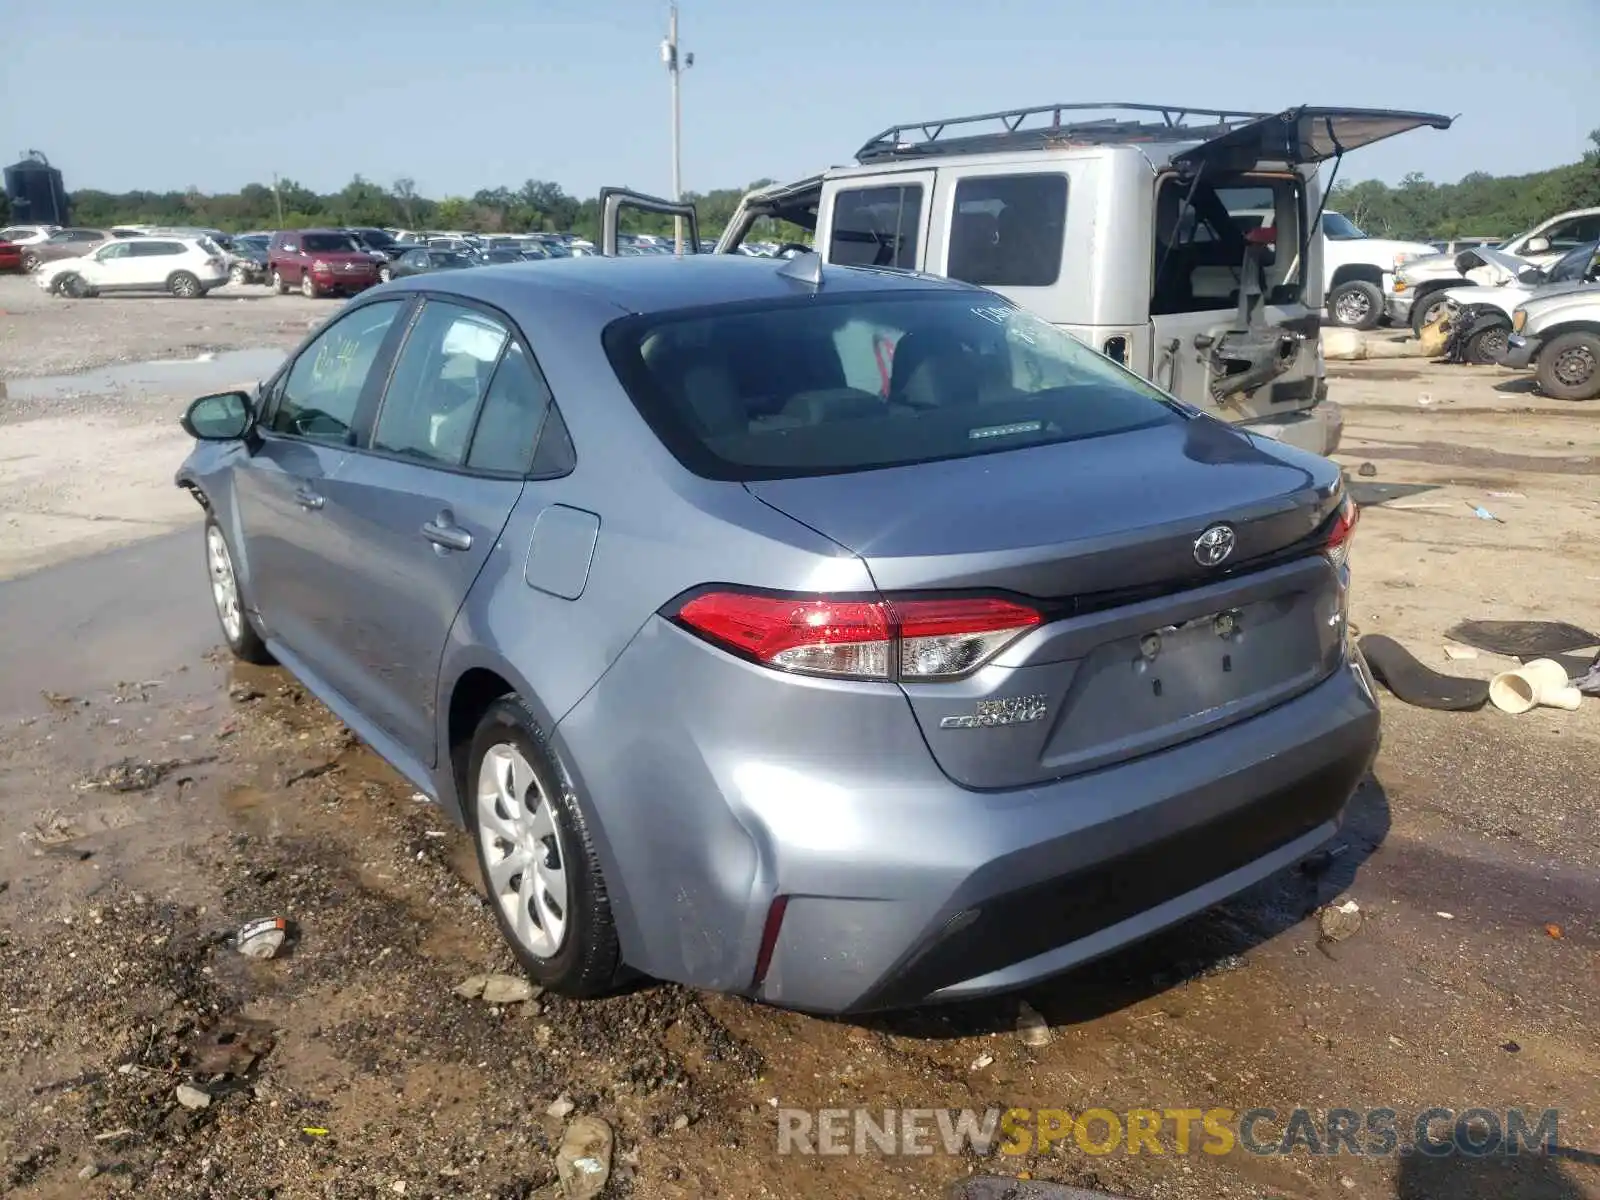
[1410,289,1455,338]
[1464,323,1510,365]
[463,697,620,997]
[300,272,318,299]
[21,251,40,273]
[57,273,91,299]
[203,516,274,664]
[1328,279,1383,330]
[169,271,202,299]
[1535,331,1600,402]
[271,269,288,295]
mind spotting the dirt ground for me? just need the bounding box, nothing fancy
[0,278,1597,1200]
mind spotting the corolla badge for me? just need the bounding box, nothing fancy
[939,694,1049,730]
[1193,523,1237,567]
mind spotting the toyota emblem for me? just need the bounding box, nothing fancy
[1193,524,1236,567]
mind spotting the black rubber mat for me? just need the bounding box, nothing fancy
[1446,620,1599,658]
[1360,635,1490,711]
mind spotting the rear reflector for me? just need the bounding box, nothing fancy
[673,590,1040,682]
[752,895,789,988]
[1326,494,1359,568]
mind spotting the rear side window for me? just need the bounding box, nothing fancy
[829,185,922,269]
[466,342,554,473]
[373,301,509,466]
[603,291,1178,481]
[132,241,184,257]
[946,174,1068,287]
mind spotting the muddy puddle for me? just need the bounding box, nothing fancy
[1,635,1596,1197]
[0,348,286,404]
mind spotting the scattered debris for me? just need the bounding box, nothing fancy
[1442,645,1478,661]
[80,756,213,793]
[671,1113,691,1131]
[1545,923,1564,940]
[78,1162,101,1182]
[555,1115,613,1200]
[455,973,541,1004]
[1300,843,1349,877]
[547,1095,576,1120]
[175,1084,212,1111]
[186,1016,275,1076]
[41,690,86,710]
[1468,503,1504,523]
[1489,659,1582,714]
[235,916,289,960]
[1360,635,1490,711]
[1317,899,1363,947]
[1357,462,1378,477]
[302,1127,330,1138]
[1016,1001,1052,1048]
[227,682,263,703]
[30,1070,102,1096]
[1486,490,1525,499]
[1436,912,1455,920]
[971,1053,995,1071]
[93,1129,135,1143]
[1447,620,1599,658]
[1502,1041,1521,1053]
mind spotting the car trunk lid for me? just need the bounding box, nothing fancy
[745,418,1349,788]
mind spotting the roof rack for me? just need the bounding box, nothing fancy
[855,102,1269,164]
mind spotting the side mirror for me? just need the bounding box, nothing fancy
[1523,236,1551,254]
[182,391,253,441]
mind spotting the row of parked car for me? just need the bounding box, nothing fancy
[0,221,786,300]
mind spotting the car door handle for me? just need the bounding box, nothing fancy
[422,518,472,552]
[294,486,324,511]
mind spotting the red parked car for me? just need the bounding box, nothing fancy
[0,240,22,272]
[266,229,380,298]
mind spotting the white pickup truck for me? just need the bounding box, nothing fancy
[1319,211,1438,330]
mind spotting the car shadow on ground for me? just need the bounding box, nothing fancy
[1394,1145,1598,1199]
[1347,480,1441,506]
[1493,377,1542,395]
[852,774,1392,1041]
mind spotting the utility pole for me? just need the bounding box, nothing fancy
[660,4,693,253]
[271,172,285,227]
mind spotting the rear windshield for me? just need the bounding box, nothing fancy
[603,291,1180,481]
[302,233,358,252]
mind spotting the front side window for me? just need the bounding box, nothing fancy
[270,300,405,443]
[372,301,510,466]
[829,185,923,269]
[96,243,130,261]
[1541,216,1600,251]
[603,291,1178,481]
[946,174,1068,288]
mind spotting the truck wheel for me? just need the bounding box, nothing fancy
[271,269,288,295]
[1410,291,1455,338]
[1464,324,1509,365]
[1536,331,1600,401]
[1328,280,1383,330]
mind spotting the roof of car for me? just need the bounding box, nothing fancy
[379,253,975,316]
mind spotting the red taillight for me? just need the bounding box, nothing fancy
[673,590,1041,681]
[1326,495,1359,568]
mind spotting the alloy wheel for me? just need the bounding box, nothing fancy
[206,525,244,643]
[1334,290,1371,325]
[476,743,569,959]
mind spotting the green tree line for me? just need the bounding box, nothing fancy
[2,174,799,241]
[1327,131,1600,240]
[4,135,1594,243]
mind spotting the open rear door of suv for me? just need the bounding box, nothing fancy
[1150,106,1453,450]
[598,187,702,256]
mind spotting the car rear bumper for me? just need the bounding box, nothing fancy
[558,619,1380,1014]
[1239,398,1342,458]
[1499,334,1541,370]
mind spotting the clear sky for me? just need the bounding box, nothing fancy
[4,0,1595,202]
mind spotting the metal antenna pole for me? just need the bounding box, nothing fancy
[661,4,692,253]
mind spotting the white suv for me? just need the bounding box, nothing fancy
[0,224,60,246]
[36,236,229,299]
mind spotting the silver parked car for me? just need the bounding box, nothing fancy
[176,255,1379,1013]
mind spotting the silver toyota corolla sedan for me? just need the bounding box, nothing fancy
[175,255,1379,1013]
